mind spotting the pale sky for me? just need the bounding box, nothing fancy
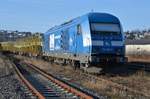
[0,0,150,32]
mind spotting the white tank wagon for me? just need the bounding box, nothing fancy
[126,45,150,56]
[125,39,150,56]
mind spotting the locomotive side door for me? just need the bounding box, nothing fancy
[70,24,81,56]
[68,26,76,54]
[61,29,69,52]
[76,24,82,55]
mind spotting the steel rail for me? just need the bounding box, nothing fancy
[26,63,94,99]
[12,62,45,99]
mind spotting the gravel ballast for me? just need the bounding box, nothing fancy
[0,53,35,99]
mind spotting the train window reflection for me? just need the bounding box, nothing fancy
[77,24,82,35]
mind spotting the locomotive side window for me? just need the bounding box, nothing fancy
[77,24,82,35]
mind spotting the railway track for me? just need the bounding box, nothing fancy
[127,62,150,72]
[12,60,97,99]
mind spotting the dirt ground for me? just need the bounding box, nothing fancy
[14,55,150,99]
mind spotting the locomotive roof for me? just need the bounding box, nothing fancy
[46,12,120,33]
[88,12,120,23]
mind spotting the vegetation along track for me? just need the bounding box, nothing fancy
[76,69,150,98]
[11,59,98,99]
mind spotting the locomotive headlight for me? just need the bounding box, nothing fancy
[116,49,121,55]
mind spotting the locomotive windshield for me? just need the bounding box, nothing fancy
[91,23,120,33]
[90,23,122,40]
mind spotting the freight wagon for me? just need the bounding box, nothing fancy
[1,34,42,56]
[126,39,150,56]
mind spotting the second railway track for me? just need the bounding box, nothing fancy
[127,62,150,72]
[12,59,97,99]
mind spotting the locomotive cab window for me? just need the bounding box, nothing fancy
[91,23,120,33]
[77,24,82,35]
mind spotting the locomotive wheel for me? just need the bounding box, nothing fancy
[72,61,80,70]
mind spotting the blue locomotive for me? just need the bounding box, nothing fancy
[43,13,127,73]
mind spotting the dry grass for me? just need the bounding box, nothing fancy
[110,71,150,96]
[0,58,4,66]
[82,79,142,99]
[127,55,150,62]
[0,54,6,68]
